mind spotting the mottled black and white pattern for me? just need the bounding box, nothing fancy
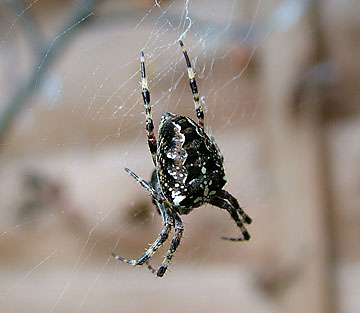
[157,113,226,213]
[112,41,252,277]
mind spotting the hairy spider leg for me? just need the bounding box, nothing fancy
[179,40,204,128]
[217,190,252,224]
[112,220,172,266]
[112,168,176,267]
[124,167,176,209]
[124,167,164,201]
[210,196,251,241]
[146,213,184,277]
[140,51,157,165]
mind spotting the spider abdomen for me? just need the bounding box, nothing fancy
[157,112,226,213]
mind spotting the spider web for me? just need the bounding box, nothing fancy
[0,1,321,313]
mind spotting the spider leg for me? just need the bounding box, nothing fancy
[112,215,173,266]
[125,168,167,205]
[112,186,177,272]
[140,51,157,165]
[146,213,184,277]
[179,40,204,129]
[150,169,162,216]
[216,190,252,224]
[210,196,251,241]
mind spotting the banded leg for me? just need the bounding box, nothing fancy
[140,51,157,165]
[125,168,167,205]
[112,217,173,266]
[179,40,204,128]
[210,196,251,241]
[217,190,252,224]
[146,214,184,277]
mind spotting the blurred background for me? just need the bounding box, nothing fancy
[0,0,359,312]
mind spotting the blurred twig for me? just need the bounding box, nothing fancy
[6,0,45,52]
[0,0,312,146]
[0,0,98,145]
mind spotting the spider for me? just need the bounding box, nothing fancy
[112,41,252,277]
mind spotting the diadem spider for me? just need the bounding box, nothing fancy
[112,41,252,277]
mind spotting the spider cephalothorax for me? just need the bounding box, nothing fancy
[112,41,252,277]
